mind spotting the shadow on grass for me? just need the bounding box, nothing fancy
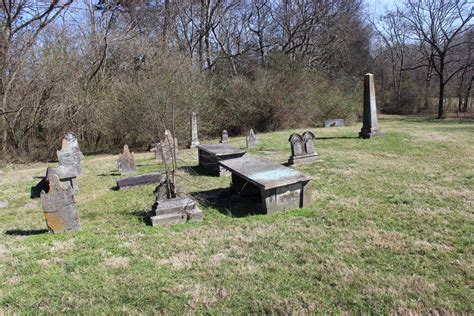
[5,229,49,236]
[315,136,359,140]
[131,209,152,226]
[190,188,265,218]
[178,165,213,177]
[30,177,48,199]
[98,172,121,177]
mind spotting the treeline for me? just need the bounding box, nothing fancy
[0,0,472,161]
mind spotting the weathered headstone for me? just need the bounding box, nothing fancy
[57,138,82,175]
[117,144,136,174]
[155,130,178,164]
[360,73,384,139]
[220,130,228,143]
[288,131,319,165]
[64,132,83,157]
[189,112,200,148]
[324,119,345,127]
[40,175,80,233]
[246,129,258,148]
[149,178,203,226]
[0,200,8,208]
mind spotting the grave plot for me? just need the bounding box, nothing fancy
[219,155,312,214]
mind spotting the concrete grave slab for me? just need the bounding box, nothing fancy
[197,144,246,176]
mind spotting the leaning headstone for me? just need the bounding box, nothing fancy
[189,112,200,148]
[117,144,136,174]
[246,129,258,148]
[149,178,203,226]
[288,131,319,165]
[57,139,82,175]
[155,130,178,164]
[220,130,228,143]
[46,165,79,194]
[324,119,345,127]
[360,73,384,139]
[40,175,80,233]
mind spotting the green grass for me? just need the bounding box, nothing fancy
[0,115,473,313]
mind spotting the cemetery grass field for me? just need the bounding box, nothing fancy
[1,115,473,314]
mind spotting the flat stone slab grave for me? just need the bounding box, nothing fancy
[197,144,246,176]
[116,172,162,190]
[325,119,345,127]
[219,156,312,214]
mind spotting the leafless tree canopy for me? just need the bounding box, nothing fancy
[0,0,472,161]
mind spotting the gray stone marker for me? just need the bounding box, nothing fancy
[189,112,200,148]
[219,155,312,214]
[197,144,246,176]
[155,130,178,164]
[220,130,228,143]
[360,73,384,139]
[46,165,79,194]
[117,144,136,174]
[288,131,320,165]
[0,200,8,208]
[149,179,203,226]
[57,138,82,175]
[116,172,162,190]
[40,174,80,233]
[324,119,345,127]
[246,129,258,148]
[64,132,84,157]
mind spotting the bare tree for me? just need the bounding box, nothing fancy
[399,0,473,118]
[1,0,73,155]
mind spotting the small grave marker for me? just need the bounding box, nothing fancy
[117,144,136,174]
[324,119,345,127]
[220,130,228,143]
[246,129,258,148]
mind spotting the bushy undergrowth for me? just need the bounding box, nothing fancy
[1,53,359,161]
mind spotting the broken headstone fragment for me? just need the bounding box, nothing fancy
[149,178,203,226]
[40,174,80,233]
[117,144,136,174]
[360,73,384,139]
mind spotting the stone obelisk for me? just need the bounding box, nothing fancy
[359,73,384,139]
[190,112,200,148]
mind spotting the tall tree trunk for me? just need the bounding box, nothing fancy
[463,76,472,112]
[438,79,446,119]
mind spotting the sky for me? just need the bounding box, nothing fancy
[364,0,398,19]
